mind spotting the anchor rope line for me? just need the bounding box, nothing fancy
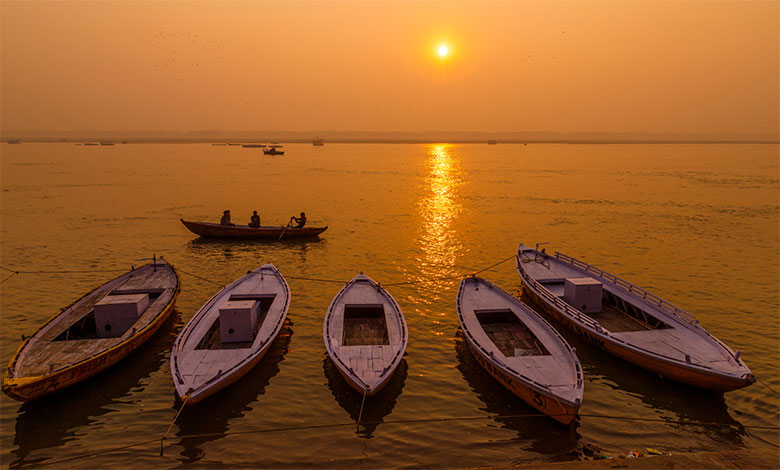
[175,268,226,288]
[756,377,780,397]
[0,266,126,274]
[357,386,369,432]
[19,411,780,468]
[0,255,517,289]
[1,272,19,285]
[160,396,190,456]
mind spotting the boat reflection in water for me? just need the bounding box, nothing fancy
[10,312,180,469]
[173,320,293,464]
[454,330,580,457]
[323,355,408,438]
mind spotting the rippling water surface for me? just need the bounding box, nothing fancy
[1,142,778,467]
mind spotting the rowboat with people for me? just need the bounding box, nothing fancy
[457,276,583,424]
[324,273,407,397]
[170,264,290,404]
[180,219,327,239]
[516,242,755,392]
[3,258,180,401]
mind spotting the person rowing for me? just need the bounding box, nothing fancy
[290,212,306,228]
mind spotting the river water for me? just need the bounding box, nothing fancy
[1,142,778,468]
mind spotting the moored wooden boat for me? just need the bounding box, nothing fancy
[516,243,755,392]
[180,219,327,239]
[171,264,289,404]
[3,259,180,401]
[457,276,583,425]
[324,273,407,397]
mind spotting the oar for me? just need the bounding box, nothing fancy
[277,220,292,241]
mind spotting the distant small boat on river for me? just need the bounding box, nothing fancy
[241,143,266,148]
[3,258,180,401]
[100,141,114,146]
[516,243,755,392]
[324,273,407,397]
[180,219,327,239]
[313,137,324,146]
[7,139,21,144]
[171,264,289,404]
[264,144,284,155]
[457,276,583,424]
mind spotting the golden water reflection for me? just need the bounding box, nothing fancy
[415,144,464,294]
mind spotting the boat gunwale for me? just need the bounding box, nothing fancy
[323,274,407,393]
[180,219,327,238]
[3,261,180,398]
[171,264,290,400]
[455,277,583,408]
[516,245,752,382]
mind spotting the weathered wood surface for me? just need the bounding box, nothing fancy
[324,274,407,396]
[516,243,755,392]
[457,276,583,424]
[171,264,289,403]
[3,260,179,401]
[181,219,327,239]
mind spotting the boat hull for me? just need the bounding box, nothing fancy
[463,336,578,425]
[3,275,179,401]
[181,219,326,239]
[518,263,753,392]
[182,345,271,404]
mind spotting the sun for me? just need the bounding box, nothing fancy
[437,44,449,58]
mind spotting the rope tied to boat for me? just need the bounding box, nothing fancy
[356,386,369,433]
[160,395,190,456]
[756,377,780,397]
[175,268,226,288]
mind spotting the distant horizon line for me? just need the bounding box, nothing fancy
[2,129,778,144]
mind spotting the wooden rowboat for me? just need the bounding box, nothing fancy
[324,274,407,397]
[3,259,180,401]
[457,276,583,425]
[181,219,327,239]
[516,243,755,392]
[171,264,290,404]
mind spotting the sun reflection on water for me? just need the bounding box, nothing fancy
[414,144,464,296]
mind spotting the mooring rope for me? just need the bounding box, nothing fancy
[756,377,780,397]
[160,396,190,456]
[1,271,19,285]
[174,268,226,288]
[20,410,780,469]
[356,387,369,433]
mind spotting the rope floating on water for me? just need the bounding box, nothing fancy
[20,410,780,469]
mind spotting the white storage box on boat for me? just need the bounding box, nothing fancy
[564,277,603,313]
[219,300,258,342]
[95,293,150,338]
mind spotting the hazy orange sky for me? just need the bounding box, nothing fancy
[1,1,778,135]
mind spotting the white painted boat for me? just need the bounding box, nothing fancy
[171,264,290,404]
[457,276,583,425]
[3,259,179,401]
[324,273,407,397]
[516,243,755,392]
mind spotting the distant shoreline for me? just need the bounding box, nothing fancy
[3,138,778,145]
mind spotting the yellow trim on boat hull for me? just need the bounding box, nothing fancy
[3,286,179,402]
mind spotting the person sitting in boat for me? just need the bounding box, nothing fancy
[249,210,261,228]
[220,210,235,226]
[290,212,307,228]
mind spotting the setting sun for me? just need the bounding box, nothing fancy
[437,44,449,57]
